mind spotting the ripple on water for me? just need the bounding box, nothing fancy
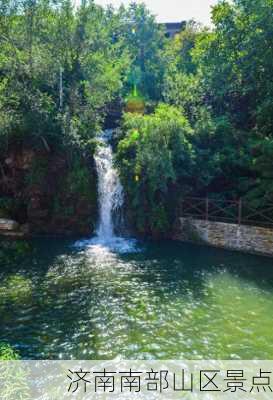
[74,236,140,255]
[1,239,273,359]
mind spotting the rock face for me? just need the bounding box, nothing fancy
[0,142,97,237]
[0,218,26,238]
[0,219,19,231]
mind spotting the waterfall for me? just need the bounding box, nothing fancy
[75,130,138,253]
[95,130,124,239]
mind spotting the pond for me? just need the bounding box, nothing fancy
[0,238,273,360]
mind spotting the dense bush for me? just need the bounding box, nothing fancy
[0,342,19,360]
[117,104,194,235]
[197,0,273,202]
[162,1,273,208]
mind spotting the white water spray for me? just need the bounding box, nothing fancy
[95,130,124,239]
[75,130,138,253]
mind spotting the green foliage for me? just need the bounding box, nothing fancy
[162,1,273,208]
[246,136,273,206]
[1,0,273,235]
[117,104,194,235]
[65,157,94,198]
[116,1,273,235]
[193,0,273,134]
[116,3,167,100]
[191,111,253,196]
[0,343,19,360]
[0,0,130,149]
[163,21,205,123]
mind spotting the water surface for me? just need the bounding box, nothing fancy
[0,239,273,359]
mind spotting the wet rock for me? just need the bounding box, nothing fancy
[0,219,19,231]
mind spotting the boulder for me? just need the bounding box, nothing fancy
[0,219,19,231]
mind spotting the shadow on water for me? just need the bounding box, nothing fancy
[0,237,273,359]
[122,240,273,293]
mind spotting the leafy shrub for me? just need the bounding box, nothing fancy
[0,343,19,360]
[65,158,93,198]
[116,104,195,236]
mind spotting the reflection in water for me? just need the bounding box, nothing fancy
[0,239,273,360]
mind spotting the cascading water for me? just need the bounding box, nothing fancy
[95,130,124,240]
[75,130,138,253]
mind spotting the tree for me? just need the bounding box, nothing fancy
[163,21,206,123]
[0,0,130,149]
[116,2,167,101]
[117,104,194,235]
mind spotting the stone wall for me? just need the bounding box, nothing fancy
[174,217,273,257]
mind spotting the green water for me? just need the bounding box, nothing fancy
[0,239,273,360]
